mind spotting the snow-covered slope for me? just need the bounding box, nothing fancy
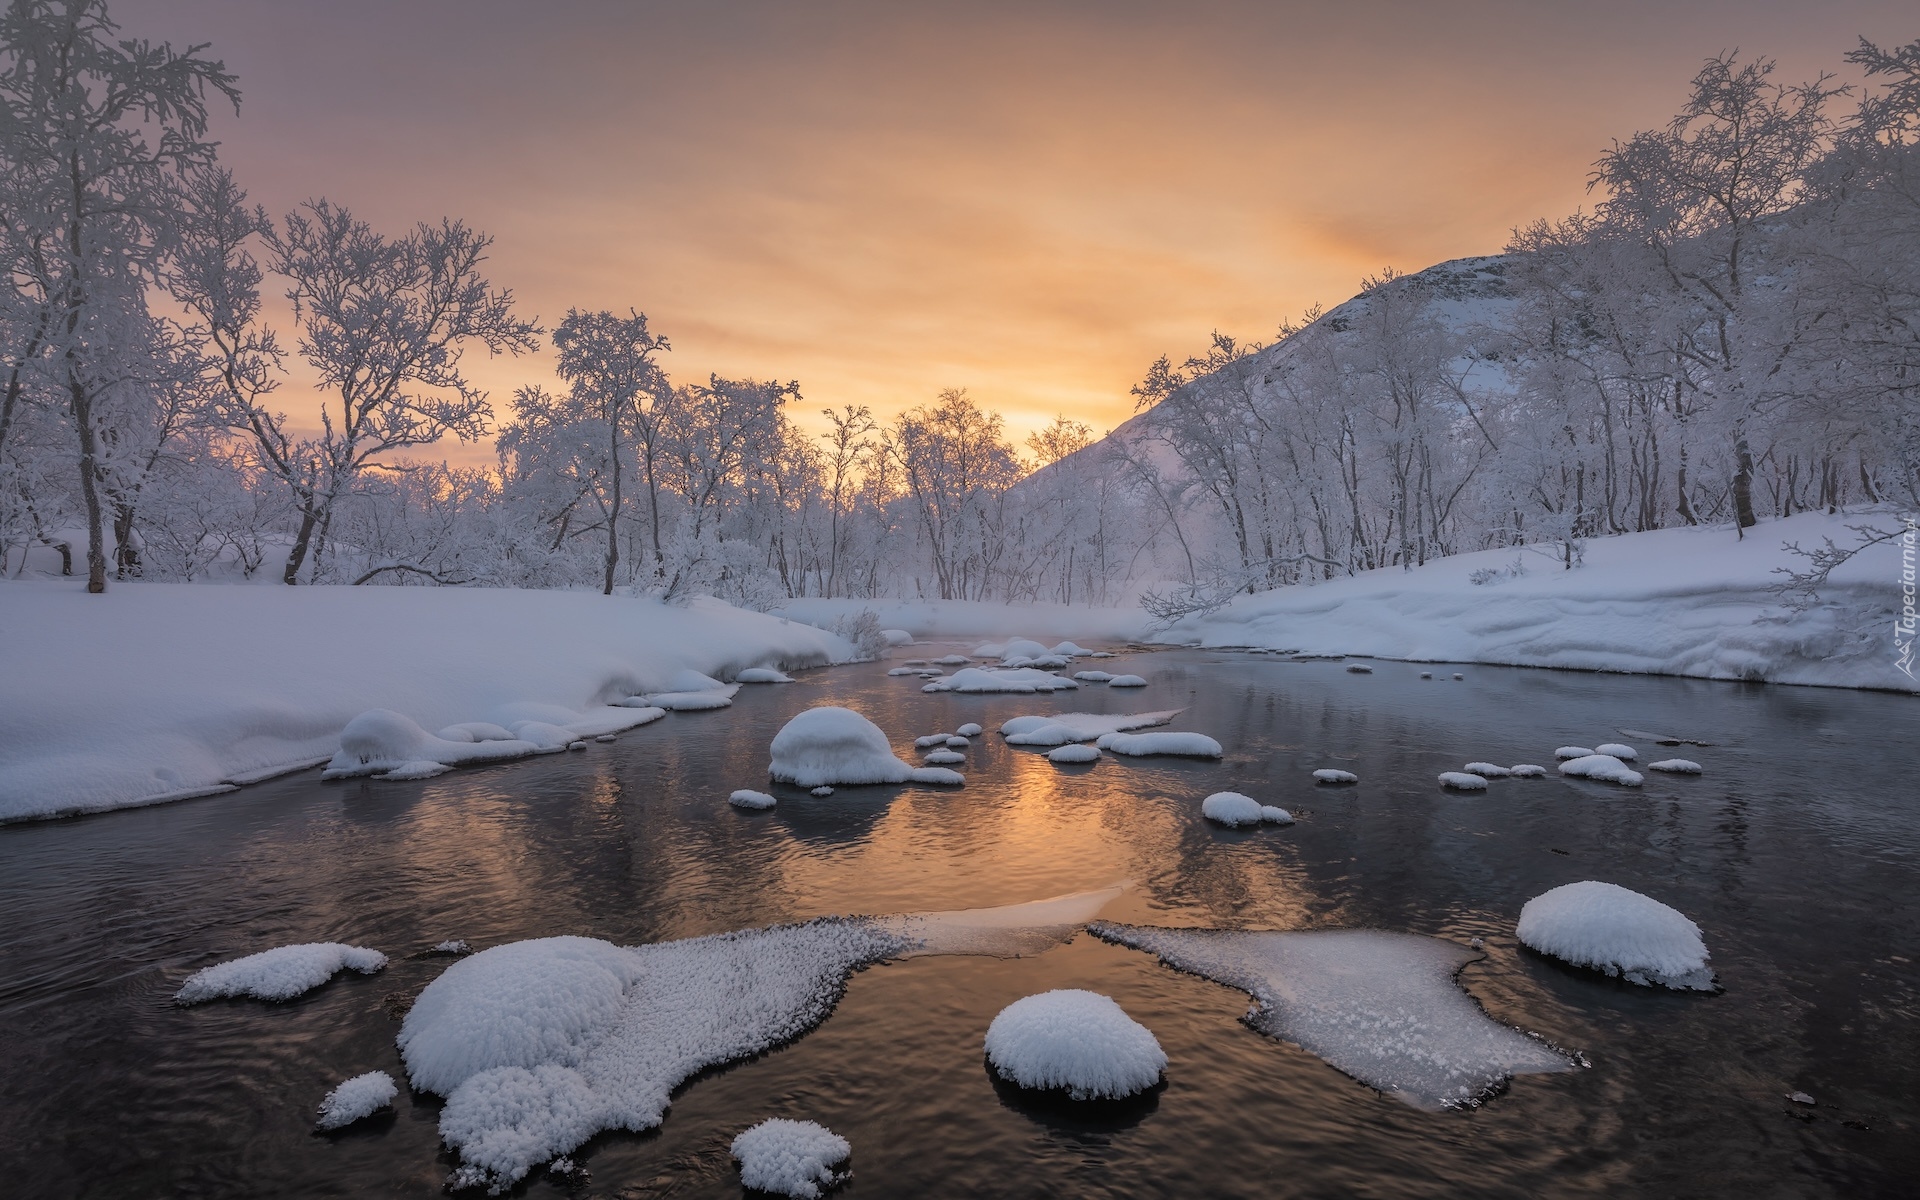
[1156,512,1913,693]
[0,584,853,821]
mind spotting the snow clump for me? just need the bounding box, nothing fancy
[1261,805,1294,824]
[955,722,983,737]
[1595,743,1637,760]
[1108,674,1148,687]
[881,628,914,646]
[923,750,965,765]
[984,990,1166,1100]
[1346,663,1374,674]
[1517,881,1715,990]
[1052,642,1092,656]
[731,1118,851,1198]
[1463,762,1511,778]
[1554,746,1595,760]
[1047,744,1100,764]
[768,707,915,787]
[936,654,972,666]
[1096,731,1222,758]
[998,638,1051,661]
[1648,759,1703,774]
[923,667,1078,694]
[730,789,777,810]
[1558,754,1644,787]
[1313,768,1358,784]
[1000,711,1177,745]
[1437,772,1488,791]
[1509,764,1548,777]
[1073,670,1114,683]
[811,786,835,797]
[177,942,388,1004]
[944,735,970,748]
[315,1071,398,1131]
[737,667,794,683]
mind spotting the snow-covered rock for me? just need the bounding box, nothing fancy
[1594,742,1637,761]
[1047,744,1101,764]
[984,990,1166,1100]
[736,667,794,684]
[1030,654,1072,669]
[909,766,965,785]
[936,655,972,666]
[1516,881,1715,990]
[1001,710,1180,746]
[1558,754,1644,786]
[923,750,965,765]
[177,942,387,1004]
[914,733,952,748]
[810,786,835,797]
[998,638,1051,661]
[955,722,983,737]
[731,1118,851,1198]
[1509,764,1547,777]
[880,628,914,646]
[1051,642,1093,656]
[1201,792,1264,826]
[1073,670,1114,682]
[944,736,970,748]
[729,789,777,810]
[768,707,915,787]
[1648,758,1703,774]
[1312,768,1358,784]
[437,721,517,743]
[315,1071,398,1131]
[1438,772,1488,791]
[1554,746,1595,760]
[1095,731,1223,758]
[922,667,1079,694]
[1092,924,1570,1108]
[1463,762,1511,778]
[1346,663,1374,674]
[1261,805,1295,824]
[1108,674,1147,687]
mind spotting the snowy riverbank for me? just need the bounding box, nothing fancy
[1158,513,1915,693]
[0,585,853,822]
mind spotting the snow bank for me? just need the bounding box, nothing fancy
[922,667,1078,694]
[1517,881,1715,990]
[1438,772,1488,791]
[736,667,794,684]
[1000,710,1180,746]
[1558,755,1643,787]
[768,708,914,787]
[984,990,1166,1100]
[1047,744,1101,764]
[731,1119,851,1198]
[1648,758,1703,774]
[1159,512,1914,692]
[1313,768,1358,784]
[177,942,387,1004]
[1096,731,1223,758]
[316,1071,398,1131]
[322,703,663,780]
[0,585,854,822]
[729,789,777,810]
[1092,924,1570,1108]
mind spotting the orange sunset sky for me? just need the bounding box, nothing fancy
[118,0,1917,466]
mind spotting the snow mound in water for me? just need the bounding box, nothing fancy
[1554,746,1594,760]
[1073,670,1114,682]
[1048,744,1101,764]
[1517,881,1715,990]
[1261,805,1294,824]
[1558,755,1643,786]
[1463,762,1510,778]
[1091,924,1571,1108]
[1108,674,1147,687]
[736,667,793,684]
[1029,654,1071,669]
[944,735,970,748]
[1648,758,1703,774]
[1346,663,1374,674]
[645,687,738,711]
[1096,731,1222,758]
[971,642,1005,657]
[731,1118,850,1198]
[1509,764,1547,777]
[177,942,388,1003]
[729,789,777,810]
[1594,743,1637,761]
[316,1070,397,1131]
[999,638,1051,661]
[1313,768,1358,784]
[1438,772,1488,791]
[909,766,965,785]
[1001,710,1180,746]
[810,786,834,797]
[1201,792,1264,826]
[984,990,1166,1100]
[936,655,972,666]
[956,723,983,737]
[923,750,965,765]
[880,628,914,646]
[324,710,538,779]
[768,707,914,786]
[887,666,925,676]
[923,667,1078,694]
[1052,641,1093,656]
[914,734,952,748]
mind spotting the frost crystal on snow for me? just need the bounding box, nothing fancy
[1517,881,1714,990]
[985,990,1166,1100]
[1092,924,1571,1108]
[177,942,388,1003]
[315,1070,397,1131]
[731,1119,851,1198]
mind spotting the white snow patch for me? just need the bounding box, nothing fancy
[909,767,965,785]
[1092,924,1571,1108]
[1201,792,1265,826]
[1096,731,1222,758]
[1558,755,1644,787]
[881,628,915,646]
[643,685,739,711]
[1346,663,1374,674]
[1517,881,1715,990]
[736,667,794,684]
[1594,743,1638,761]
[923,750,965,765]
[177,942,387,1004]
[998,638,1051,661]
[1051,642,1092,656]
[768,708,914,787]
[944,736,970,748]
[1073,670,1114,683]
[1509,765,1548,777]
[1463,763,1511,778]
[1261,805,1295,824]
[923,667,1079,694]
[914,734,953,748]
[810,786,835,797]
[731,1118,851,1198]
[936,655,972,667]
[1047,744,1101,764]
[1554,746,1595,760]
[729,789,777,810]
[316,1071,398,1131]
[1648,759,1703,774]
[955,723,983,737]
[1312,768,1358,784]
[1108,675,1148,688]
[1001,710,1180,746]
[984,990,1165,1100]
[1438,772,1488,791]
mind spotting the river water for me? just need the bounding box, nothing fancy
[1,649,1915,1198]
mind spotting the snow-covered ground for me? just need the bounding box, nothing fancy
[1158,513,1915,692]
[0,584,853,822]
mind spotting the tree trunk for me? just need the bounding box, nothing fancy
[67,369,108,593]
[284,506,319,584]
[1731,429,1757,532]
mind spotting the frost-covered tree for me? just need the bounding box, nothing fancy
[549,308,668,593]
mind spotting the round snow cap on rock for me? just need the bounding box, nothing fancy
[1202,791,1264,827]
[768,706,914,787]
[1517,880,1715,991]
[730,1118,851,1199]
[1312,768,1358,784]
[985,989,1166,1100]
[1048,744,1101,765]
[729,789,777,810]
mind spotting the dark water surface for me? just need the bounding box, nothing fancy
[2,650,1916,1198]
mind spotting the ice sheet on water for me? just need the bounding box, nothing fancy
[1096,731,1222,758]
[731,1118,850,1198]
[1517,881,1714,990]
[177,942,387,1003]
[1001,710,1180,745]
[985,990,1165,1100]
[923,667,1079,694]
[400,888,1122,1190]
[316,1071,397,1131]
[768,707,915,787]
[1090,924,1572,1108]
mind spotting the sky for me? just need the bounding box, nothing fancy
[116,0,1917,466]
